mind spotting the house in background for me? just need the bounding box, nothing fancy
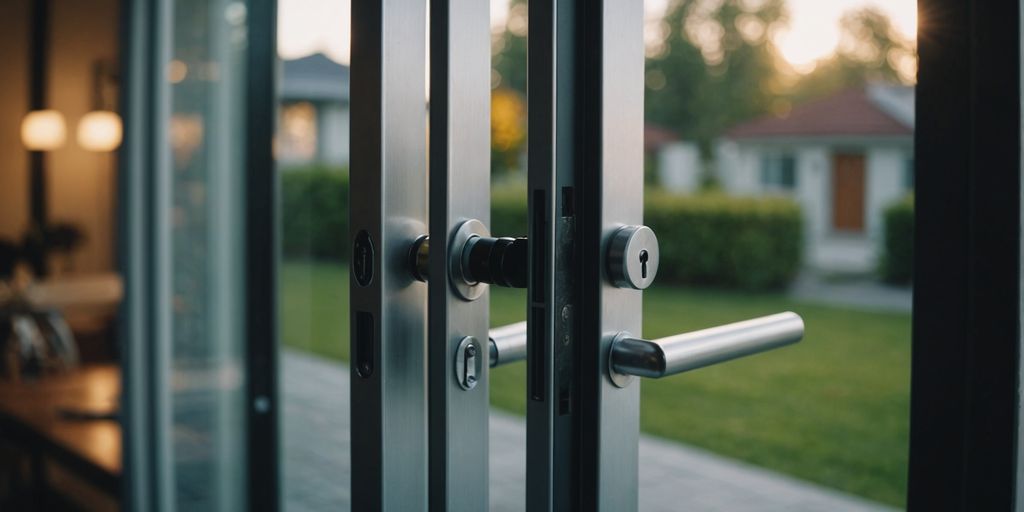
[278,53,350,167]
[715,85,914,273]
[645,124,702,193]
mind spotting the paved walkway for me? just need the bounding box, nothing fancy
[282,349,898,512]
[789,271,912,313]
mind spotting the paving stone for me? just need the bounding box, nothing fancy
[281,349,898,512]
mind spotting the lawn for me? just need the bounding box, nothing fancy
[280,261,910,507]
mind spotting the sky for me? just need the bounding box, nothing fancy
[277,0,916,71]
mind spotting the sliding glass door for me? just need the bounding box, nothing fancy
[120,0,277,510]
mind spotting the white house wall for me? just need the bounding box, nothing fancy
[657,142,701,193]
[715,140,759,194]
[318,103,351,167]
[866,147,909,241]
[716,139,911,273]
[795,147,830,247]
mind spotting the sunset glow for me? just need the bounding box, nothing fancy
[278,0,917,74]
[773,0,916,74]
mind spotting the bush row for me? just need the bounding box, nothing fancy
[880,195,913,284]
[644,192,802,289]
[491,187,803,289]
[280,169,804,289]
[280,165,349,260]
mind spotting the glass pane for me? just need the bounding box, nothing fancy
[276,1,352,509]
[639,0,915,509]
[166,0,250,508]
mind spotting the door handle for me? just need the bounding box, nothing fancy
[607,312,803,386]
[489,321,527,368]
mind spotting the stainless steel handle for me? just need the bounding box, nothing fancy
[609,312,803,386]
[489,321,527,368]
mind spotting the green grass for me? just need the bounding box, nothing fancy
[280,261,910,507]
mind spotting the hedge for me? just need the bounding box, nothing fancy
[644,192,802,289]
[492,187,803,290]
[880,195,913,284]
[280,170,804,289]
[281,165,349,260]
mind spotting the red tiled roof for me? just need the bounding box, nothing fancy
[726,88,912,140]
[645,124,679,152]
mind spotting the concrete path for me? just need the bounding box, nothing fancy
[281,349,898,512]
[789,271,912,313]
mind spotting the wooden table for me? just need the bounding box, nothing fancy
[0,365,121,497]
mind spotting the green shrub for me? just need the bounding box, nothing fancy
[491,183,528,236]
[645,192,802,289]
[279,173,802,288]
[280,165,349,261]
[880,195,913,284]
[490,186,803,290]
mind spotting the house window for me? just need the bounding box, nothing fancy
[278,101,318,163]
[760,154,796,189]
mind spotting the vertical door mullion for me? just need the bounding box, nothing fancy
[577,1,645,510]
[526,0,578,509]
[428,0,491,510]
[244,0,279,508]
[349,0,429,510]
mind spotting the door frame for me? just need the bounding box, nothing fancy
[115,0,1024,510]
[909,0,1021,509]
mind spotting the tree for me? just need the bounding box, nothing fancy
[792,7,916,101]
[644,0,789,152]
[490,0,528,173]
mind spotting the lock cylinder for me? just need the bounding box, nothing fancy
[463,236,528,288]
[407,224,528,294]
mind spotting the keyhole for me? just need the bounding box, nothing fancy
[639,249,649,279]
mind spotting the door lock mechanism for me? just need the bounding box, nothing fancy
[607,225,659,289]
[408,219,528,300]
[455,336,483,390]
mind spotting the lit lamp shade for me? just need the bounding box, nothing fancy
[21,109,67,150]
[77,111,123,152]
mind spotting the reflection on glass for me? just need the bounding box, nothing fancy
[166,0,249,509]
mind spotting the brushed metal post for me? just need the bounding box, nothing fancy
[350,0,428,509]
[577,1,646,510]
[428,0,491,509]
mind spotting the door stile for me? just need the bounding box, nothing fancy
[427,0,492,510]
[575,1,646,510]
[349,0,429,509]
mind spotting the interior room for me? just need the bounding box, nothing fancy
[0,0,123,509]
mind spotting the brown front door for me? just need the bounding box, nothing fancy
[832,153,866,232]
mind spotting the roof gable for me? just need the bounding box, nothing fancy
[726,86,913,140]
[281,53,350,103]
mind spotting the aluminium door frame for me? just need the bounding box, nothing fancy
[909,0,1021,509]
[428,0,493,510]
[349,0,430,509]
[527,0,646,509]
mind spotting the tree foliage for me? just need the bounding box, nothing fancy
[644,0,789,152]
[491,0,528,173]
[488,0,916,166]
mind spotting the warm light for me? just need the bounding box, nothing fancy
[77,111,123,152]
[21,110,67,150]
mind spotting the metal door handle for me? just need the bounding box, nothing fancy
[489,321,527,368]
[608,312,803,386]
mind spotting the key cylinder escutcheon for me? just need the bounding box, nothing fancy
[607,225,659,289]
